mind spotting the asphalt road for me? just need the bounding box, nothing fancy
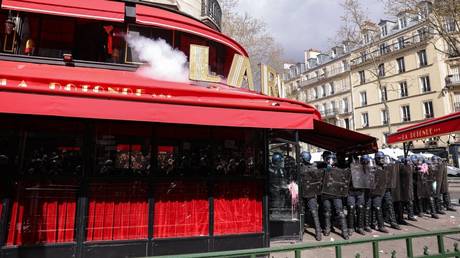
[271,180,460,258]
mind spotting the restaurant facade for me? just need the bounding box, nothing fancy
[0,1,377,257]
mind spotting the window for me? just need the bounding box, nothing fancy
[359,70,366,84]
[361,113,369,128]
[360,91,367,106]
[378,63,385,77]
[397,36,405,49]
[401,105,411,122]
[379,43,387,55]
[344,118,351,129]
[342,98,349,113]
[418,49,428,66]
[330,82,335,94]
[381,109,389,125]
[420,76,431,92]
[381,25,388,37]
[424,101,434,118]
[380,86,388,102]
[445,17,457,32]
[399,16,407,29]
[321,85,326,97]
[400,81,409,97]
[313,88,318,99]
[397,57,406,73]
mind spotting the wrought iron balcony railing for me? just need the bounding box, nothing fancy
[201,0,222,29]
[446,74,460,87]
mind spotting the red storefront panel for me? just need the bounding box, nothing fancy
[213,181,263,235]
[7,183,77,246]
[153,181,209,238]
[86,182,149,241]
[1,0,125,22]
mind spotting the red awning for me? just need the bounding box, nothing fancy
[387,112,460,144]
[0,60,318,130]
[1,0,125,22]
[136,4,248,57]
[300,120,378,154]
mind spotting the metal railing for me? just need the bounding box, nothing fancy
[454,102,460,112]
[150,228,460,258]
[446,74,460,87]
[351,32,432,66]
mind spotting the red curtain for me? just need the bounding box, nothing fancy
[153,181,209,238]
[86,181,149,241]
[6,183,77,246]
[214,181,263,235]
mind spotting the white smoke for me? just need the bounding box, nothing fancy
[126,34,189,83]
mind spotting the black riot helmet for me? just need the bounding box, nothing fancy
[322,151,335,165]
[300,151,312,164]
[360,154,370,165]
[375,151,385,164]
[271,152,284,167]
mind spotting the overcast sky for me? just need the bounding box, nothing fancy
[236,0,388,62]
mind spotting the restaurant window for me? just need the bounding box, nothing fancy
[400,81,409,97]
[423,101,434,119]
[397,57,406,73]
[94,122,152,177]
[420,75,431,92]
[7,119,83,246]
[401,105,411,122]
[125,24,173,64]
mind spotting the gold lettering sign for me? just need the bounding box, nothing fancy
[189,44,221,83]
[227,54,254,90]
[260,64,281,97]
[18,80,27,88]
[0,79,6,86]
[49,82,61,90]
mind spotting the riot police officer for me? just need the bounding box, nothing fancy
[269,152,289,216]
[299,151,323,241]
[435,156,456,211]
[381,154,401,230]
[320,151,350,240]
[413,155,439,219]
[366,154,388,233]
[347,155,368,236]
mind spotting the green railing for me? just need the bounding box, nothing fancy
[150,228,460,258]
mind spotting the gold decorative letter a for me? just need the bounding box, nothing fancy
[227,54,254,90]
[189,44,221,83]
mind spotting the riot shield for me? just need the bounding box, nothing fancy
[391,163,402,202]
[416,171,432,199]
[350,162,375,189]
[300,164,323,198]
[400,164,414,201]
[370,167,387,196]
[440,163,449,194]
[321,167,351,197]
[385,164,398,189]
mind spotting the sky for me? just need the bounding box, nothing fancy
[236,0,388,62]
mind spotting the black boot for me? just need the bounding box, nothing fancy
[323,212,331,236]
[347,206,355,236]
[395,202,407,225]
[387,202,401,230]
[311,210,322,241]
[338,212,349,240]
[429,197,439,219]
[443,192,457,211]
[407,201,418,221]
[364,207,372,232]
[376,207,389,233]
[356,206,366,235]
[435,197,446,215]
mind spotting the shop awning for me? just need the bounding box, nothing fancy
[0,60,317,130]
[1,0,125,22]
[387,111,460,144]
[136,4,248,56]
[300,120,378,154]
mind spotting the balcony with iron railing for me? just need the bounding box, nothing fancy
[454,102,460,112]
[445,74,460,88]
[351,32,432,67]
[299,66,350,87]
[201,0,222,30]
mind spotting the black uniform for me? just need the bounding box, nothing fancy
[366,163,388,233]
[347,160,371,235]
[300,162,323,241]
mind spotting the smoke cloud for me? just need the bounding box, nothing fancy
[126,34,189,83]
